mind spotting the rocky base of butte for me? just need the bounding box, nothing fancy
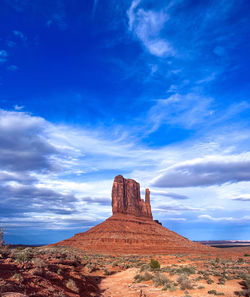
[54,175,210,254]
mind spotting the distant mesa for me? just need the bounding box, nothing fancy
[53,175,211,254]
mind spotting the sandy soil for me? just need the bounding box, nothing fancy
[0,246,249,297]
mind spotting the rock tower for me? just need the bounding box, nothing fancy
[112,175,152,218]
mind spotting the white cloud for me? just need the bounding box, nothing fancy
[198,214,250,222]
[127,1,174,57]
[231,195,250,201]
[14,105,24,110]
[152,153,250,188]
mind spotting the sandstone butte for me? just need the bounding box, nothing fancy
[53,175,211,254]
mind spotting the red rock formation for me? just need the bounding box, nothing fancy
[112,175,152,219]
[53,175,211,254]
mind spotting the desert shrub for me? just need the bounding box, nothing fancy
[198,285,205,289]
[152,273,170,287]
[12,273,24,282]
[0,247,10,258]
[244,254,250,257]
[112,260,119,267]
[177,274,193,290]
[66,279,79,293]
[55,292,67,297]
[86,263,96,272]
[237,275,250,297]
[32,257,45,268]
[207,278,214,284]
[218,277,226,285]
[150,259,160,269]
[134,273,143,282]
[169,285,177,292]
[143,271,153,281]
[176,266,196,275]
[134,271,153,283]
[33,268,44,276]
[238,258,244,264]
[140,264,150,272]
[103,268,111,275]
[14,251,31,263]
[15,246,25,251]
[208,290,217,295]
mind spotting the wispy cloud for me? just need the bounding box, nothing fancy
[198,214,250,222]
[146,93,213,132]
[0,50,8,63]
[13,30,25,40]
[151,190,189,200]
[232,195,250,202]
[92,0,99,17]
[7,65,19,72]
[127,0,174,57]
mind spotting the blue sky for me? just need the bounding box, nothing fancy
[0,0,250,244]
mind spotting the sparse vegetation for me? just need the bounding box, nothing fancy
[177,274,193,290]
[152,272,170,287]
[66,279,79,293]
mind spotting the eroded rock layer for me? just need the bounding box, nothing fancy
[54,175,210,254]
[54,214,209,254]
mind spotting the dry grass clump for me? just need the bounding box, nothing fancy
[134,271,153,282]
[177,274,193,290]
[66,279,79,293]
[32,257,45,268]
[152,272,170,288]
[12,273,24,282]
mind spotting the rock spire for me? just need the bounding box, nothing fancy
[111,175,152,219]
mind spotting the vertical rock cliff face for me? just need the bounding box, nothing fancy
[112,175,152,219]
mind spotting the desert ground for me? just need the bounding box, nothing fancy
[0,245,249,297]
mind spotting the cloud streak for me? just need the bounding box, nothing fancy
[152,154,250,187]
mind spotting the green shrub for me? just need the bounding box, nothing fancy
[218,277,226,285]
[208,290,217,295]
[150,259,160,269]
[207,278,214,284]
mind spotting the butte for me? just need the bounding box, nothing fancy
[53,175,210,254]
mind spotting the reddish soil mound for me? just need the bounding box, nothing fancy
[54,213,210,254]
